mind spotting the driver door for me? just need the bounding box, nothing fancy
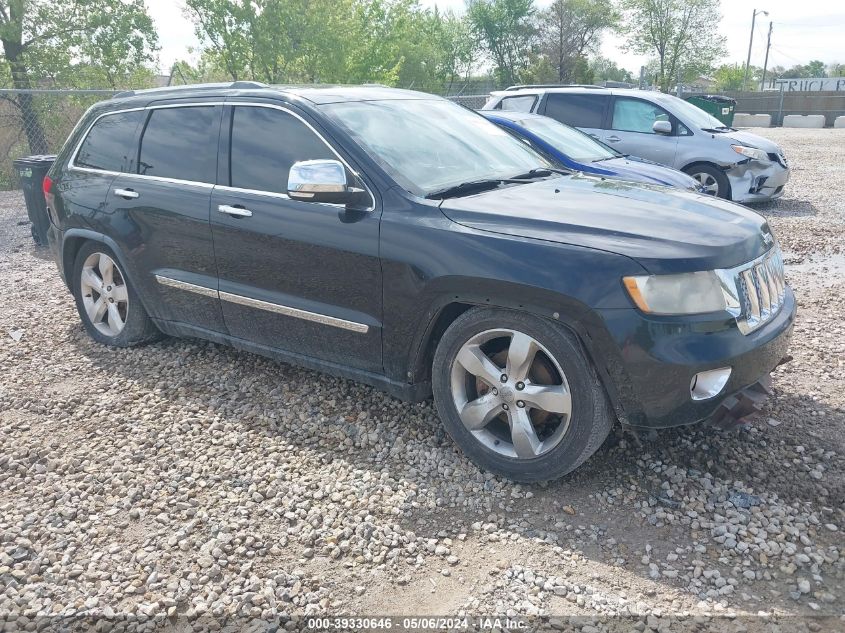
[602,97,679,166]
[210,103,383,372]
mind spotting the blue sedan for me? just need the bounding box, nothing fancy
[480,110,700,191]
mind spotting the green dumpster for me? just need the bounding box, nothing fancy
[685,94,736,127]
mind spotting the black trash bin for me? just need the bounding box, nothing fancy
[14,154,56,246]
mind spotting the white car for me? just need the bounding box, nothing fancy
[484,86,790,203]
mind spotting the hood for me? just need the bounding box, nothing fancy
[439,174,773,275]
[594,156,700,190]
[721,129,782,154]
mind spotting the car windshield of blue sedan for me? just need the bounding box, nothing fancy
[323,99,550,197]
[516,117,619,163]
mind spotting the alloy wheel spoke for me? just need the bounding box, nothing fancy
[98,253,114,286]
[81,268,103,292]
[87,297,107,323]
[505,332,538,382]
[111,284,128,303]
[455,344,502,387]
[520,383,571,416]
[107,303,124,332]
[508,408,542,459]
[459,393,502,430]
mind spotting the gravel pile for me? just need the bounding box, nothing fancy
[1,128,843,631]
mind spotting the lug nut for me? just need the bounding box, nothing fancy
[502,404,509,411]
[500,374,508,383]
[516,400,525,408]
[491,388,498,395]
[516,382,525,390]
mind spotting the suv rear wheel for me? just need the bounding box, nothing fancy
[71,242,161,347]
[432,307,613,482]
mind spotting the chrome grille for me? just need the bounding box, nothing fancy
[733,247,786,334]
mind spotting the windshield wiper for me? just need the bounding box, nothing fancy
[425,178,510,200]
[509,167,570,179]
[701,126,735,133]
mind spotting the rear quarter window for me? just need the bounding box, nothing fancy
[74,110,145,172]
[543,93,609,128]
[496,95,537,112]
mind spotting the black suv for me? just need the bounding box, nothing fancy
[44,83,795,481]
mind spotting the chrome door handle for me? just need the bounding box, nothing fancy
[606,136,622,143]
[114,188,139,199]
[218,204,253,218]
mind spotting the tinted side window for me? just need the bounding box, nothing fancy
[75,110,144,172]
[497,95,537,112]
[139,107,218,182]
[544,94,609,128]
[230,106,334,194]
[611,98,671,134]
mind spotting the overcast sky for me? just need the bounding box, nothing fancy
[151,0,845,76]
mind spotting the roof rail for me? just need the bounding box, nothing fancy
[112,80,269,100]
[504,84,607,91]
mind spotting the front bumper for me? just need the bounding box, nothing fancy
[727,160,790,203]
[595,286,796,428]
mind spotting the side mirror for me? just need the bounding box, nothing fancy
[288,159,353,204]
[652,120,672,135]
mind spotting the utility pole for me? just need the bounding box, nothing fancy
[744,9,769,91]
[761,22,773,89]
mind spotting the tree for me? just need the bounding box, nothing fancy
[467,0,537,86]
[589,55,633,83]
[619,0,726,92]
[713,63,745,91]
[0,0,158,153]
[538,0,618,83]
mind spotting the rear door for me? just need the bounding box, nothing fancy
[540,92,609,140]
[602,96,679,165]
[209,102,383,372]
[106,103,226,332]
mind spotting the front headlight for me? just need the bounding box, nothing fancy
[623,271,737,315]
[732,145,769,162]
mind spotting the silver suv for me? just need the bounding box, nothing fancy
[484,86,789,203]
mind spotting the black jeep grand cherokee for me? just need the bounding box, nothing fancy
[44,83,794,481]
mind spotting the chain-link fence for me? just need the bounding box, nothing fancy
[0,89,118,190]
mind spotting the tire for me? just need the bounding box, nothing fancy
[432,307,614,482]
[71,241,162,347]
[683,163,731,199]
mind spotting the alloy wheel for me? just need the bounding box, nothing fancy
[80,252,129,337]
[691,172,719,196]
[449,328,572,460]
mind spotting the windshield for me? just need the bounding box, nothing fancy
[322,99,550,196]
[659,94,727,130]
[517,117,618,162]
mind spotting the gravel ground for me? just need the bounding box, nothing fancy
[1,128,844,632]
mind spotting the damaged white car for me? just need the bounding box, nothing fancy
[483,86,790,203]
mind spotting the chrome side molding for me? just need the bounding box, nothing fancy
[154,275,369,333]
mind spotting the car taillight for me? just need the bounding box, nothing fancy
[43,174,53,198]
[43,175,56,224]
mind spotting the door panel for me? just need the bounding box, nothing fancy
[210,104,382,371]
[106,177,224,331]
[103,104,226,332]
[604,97,679,165]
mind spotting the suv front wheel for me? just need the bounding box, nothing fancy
[432,308,613,482]
[71,242,161,347]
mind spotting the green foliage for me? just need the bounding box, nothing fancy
[538,0,618,82]
[713,63,745,91]
[777,60,829,79]
[619,0,726,92]
[589,56,633,83]
[466,0,537,86]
